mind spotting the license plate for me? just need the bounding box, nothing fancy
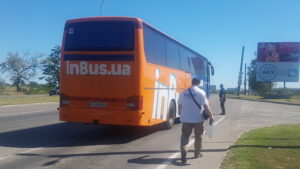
[88,102,107,108]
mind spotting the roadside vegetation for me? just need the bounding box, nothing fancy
[0,95,59,106]
[0,46,60,94]
[0,84,59,106]
[0,46,60,106]
[228,94,300,105]
[0,84,53,95]
[221,124,300,169]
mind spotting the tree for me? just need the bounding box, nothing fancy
[0,78,5,93]
[41,45,61,87]
[247,59,274,96]
[0,52,41,91]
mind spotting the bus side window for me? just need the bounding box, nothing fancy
[166,40,180,69]
[144,28,167,66]
[179,48,190,72]
[189,53,197,75]
[190,55,207,78]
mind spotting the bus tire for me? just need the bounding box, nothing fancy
[164,101,176,130]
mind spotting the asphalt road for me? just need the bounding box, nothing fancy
[0,96,299,169]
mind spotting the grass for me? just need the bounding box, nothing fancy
[0,86,24,95]
[0,95,59,106]
[228,95,300,105]
[221,124,300,169]
[0,85,59,106]
[0,85,53,95]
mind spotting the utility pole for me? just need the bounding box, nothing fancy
[100,0,105,16]
[237,46,244,96]
[244,63,247,95]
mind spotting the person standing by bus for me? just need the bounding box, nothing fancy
[178,78,214,164]
[219,84,226,115]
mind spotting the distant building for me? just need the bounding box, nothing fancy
[226,87,238,94]
[209,85,217,93]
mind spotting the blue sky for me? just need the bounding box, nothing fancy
[1,0,300,88]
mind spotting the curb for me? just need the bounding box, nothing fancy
[228,97,300,106]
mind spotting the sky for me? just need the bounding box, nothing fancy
[0,0,300,89]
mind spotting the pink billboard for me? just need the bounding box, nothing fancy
[257,42,300,62]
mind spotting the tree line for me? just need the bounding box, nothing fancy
[0,45,61,92]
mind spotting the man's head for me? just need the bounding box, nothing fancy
[220,84,224,89]
[192,78,201,86]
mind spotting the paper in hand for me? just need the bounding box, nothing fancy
[205,121,213,138]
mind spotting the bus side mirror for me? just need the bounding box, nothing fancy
[208,61,214,76]
[211,66,214,76]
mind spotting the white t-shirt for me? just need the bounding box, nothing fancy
[178,85,208,123]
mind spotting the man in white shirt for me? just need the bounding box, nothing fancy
[178,77,214,164]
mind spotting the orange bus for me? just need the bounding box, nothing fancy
[59,17,214,128]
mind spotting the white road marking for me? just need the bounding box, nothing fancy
[214,116,226,126]
[155,116,226,169]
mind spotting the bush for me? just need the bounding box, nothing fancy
[21,83,53,95]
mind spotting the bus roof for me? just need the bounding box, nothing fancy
[66,16,142,24]
[66,16,208,62]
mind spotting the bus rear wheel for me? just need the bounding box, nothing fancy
[164,101,176,129]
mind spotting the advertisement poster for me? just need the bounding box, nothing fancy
[257,42,300,62]
[256,42,300,82]
[256,62,299,82]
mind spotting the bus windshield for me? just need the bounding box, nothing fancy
[64,21,135,51]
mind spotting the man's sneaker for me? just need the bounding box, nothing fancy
[194,152,203,158]
[181,157,187,164]
[181,151,187,164]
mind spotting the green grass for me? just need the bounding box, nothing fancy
[0,86,24,95]
[0,84,58,106]
[0,95,59,106]
[221,124,300,169]
[0,85,53,95]
[228,95,300,105]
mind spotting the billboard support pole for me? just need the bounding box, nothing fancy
[244,63,247,95]
[283,81,286,95]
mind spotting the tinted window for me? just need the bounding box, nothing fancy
[65,21,134,51]
[166,40,180,69]
[190,55,207,77]
[189,53,197,74]
[179,48,190,72]
[144,28,166,65]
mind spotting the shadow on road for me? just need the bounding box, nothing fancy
[17,149,228,167]
[0,122,159,148]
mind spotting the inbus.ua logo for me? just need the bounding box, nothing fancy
[66,61,131,76]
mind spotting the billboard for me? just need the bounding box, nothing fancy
[256,62,299,82]
[257,42,300,62]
